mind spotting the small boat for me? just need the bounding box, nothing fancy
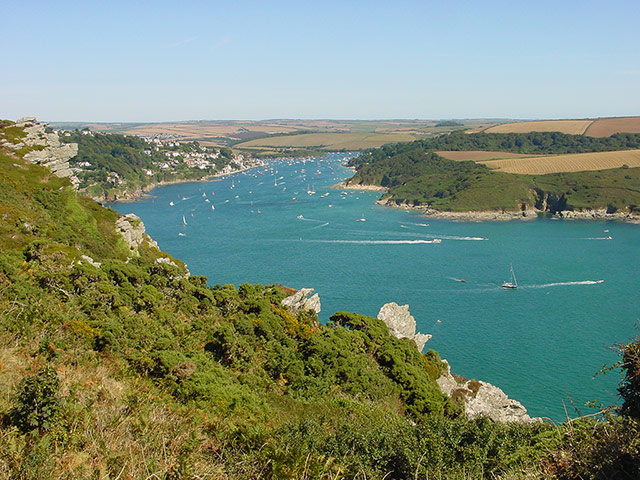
[356,217,366,222]
[502,264,518,289]
[182,215,187,226]
[211,205,215,211]
[169,201,174,206]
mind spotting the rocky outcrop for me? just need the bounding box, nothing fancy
[436,360,538,423]
[281,288,321,315]
[377,302,431,352]
[115,213,158,255]
[5,117,77,179]
[79,255,101,268]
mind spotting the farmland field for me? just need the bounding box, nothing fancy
[436,150,538,161]
[584,116,640,137]
[483,120,593,135]
[234,132,420,150]
[478,149,640,174]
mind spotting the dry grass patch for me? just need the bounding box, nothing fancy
[484,120,593,135]
[436,150,539,161]
[479,149,640,174]
[585,116,640,137]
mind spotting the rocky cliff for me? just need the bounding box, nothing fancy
[377,302,431,352]
[115,213,159,256]
[281,288,322,315]
[4,117,77,179]
[437,360,538,423]
[376,301,536,422]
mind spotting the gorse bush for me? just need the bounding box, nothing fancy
[9,366,60,433]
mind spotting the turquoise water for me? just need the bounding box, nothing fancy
[111,152,640,421]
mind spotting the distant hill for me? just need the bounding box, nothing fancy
[347,131,640,217]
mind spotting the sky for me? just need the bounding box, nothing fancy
[1,0,639,122]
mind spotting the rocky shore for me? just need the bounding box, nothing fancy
[331,180,388,192]
[375,196,640,223]
[374,301,538,423]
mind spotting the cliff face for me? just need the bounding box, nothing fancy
[6,117,78,179]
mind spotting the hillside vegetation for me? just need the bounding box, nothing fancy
[1,121,639,479]
[348,132,640,214]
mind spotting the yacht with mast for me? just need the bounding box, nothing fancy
[502,264,518,289]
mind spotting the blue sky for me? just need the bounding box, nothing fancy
[2,0,639,121]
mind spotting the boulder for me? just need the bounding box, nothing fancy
[377,302,431,352]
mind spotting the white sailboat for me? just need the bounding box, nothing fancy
[502,264,518,289]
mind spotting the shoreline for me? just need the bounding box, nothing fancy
[330,180,388,192]
[375,197,640,223]
[95,162,265,204]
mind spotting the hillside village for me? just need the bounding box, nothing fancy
[52,124,265,201]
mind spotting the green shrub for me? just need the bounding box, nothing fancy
[9,366,60,433]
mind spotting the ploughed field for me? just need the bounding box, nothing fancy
[484,120,593,135]
[437,149,640,174]
[482,116,640,137]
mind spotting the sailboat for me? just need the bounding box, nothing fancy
[182,215,187,226]
[502,264,518,289]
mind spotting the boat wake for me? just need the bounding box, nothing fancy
[296,214,325,223]
[582,237,613,240]
[309,239,442,245]
[523,280,604,289]
[427,234,488,241]
[310,222,330,229]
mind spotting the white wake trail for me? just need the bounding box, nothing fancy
[310,222,330,229]
[309,239,442,245]
[523,280,604,289]
[296,215,325,223]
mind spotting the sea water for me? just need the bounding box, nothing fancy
[110,152,640,421]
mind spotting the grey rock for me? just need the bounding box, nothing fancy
[115,214,149,255]
[377,302,431,352]
[16,117,37,126]
[79,255,101,268]
[281,288,321,315]
[155,257,179,268]
[12,118,78,180]
[436,360,538,423]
